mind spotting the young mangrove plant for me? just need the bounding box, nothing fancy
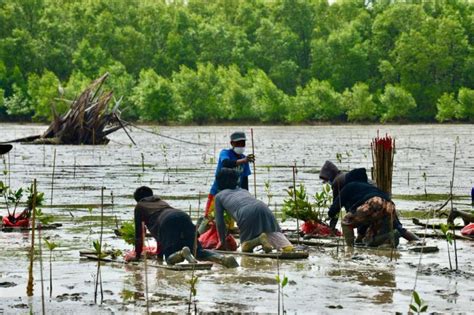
[27,179,38,297]
[440,223,454,270]
[282,183,332,223]
[44,239,58,298]
[409,291,428,314]
[275,257,288,315]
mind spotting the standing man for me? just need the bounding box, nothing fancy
[199,131,254,249]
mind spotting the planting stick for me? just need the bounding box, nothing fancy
[142,222,150,315]
[50,149,56,209]
[276,256,281,315]
[7,152,10,187]
[73,156,76,179]
[292,163,300,244]
[450,142,458,270]
[27,179,37,297]
[111,191,119,230]
[251,128,257,198]
[95,187,105,304]
[141,153,145,172]
[38,226,45,315]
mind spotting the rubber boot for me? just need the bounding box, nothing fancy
[400,229,420,242]
[342,224,355,247]
[241,233,273,253]
[181,246,198,264]
[204,252,239,268]
[448,209,473,226]
[166,250,185,265]
[368,230,400,248]
[259,233,273,253]
[281,245,294,253]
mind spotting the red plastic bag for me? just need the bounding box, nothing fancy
[124,245,160,262]
[2,214,29,228]
[461,223,474,236]
[301,220,342,237]
[198,223,237,250]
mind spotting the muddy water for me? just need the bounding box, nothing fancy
[0,124,473,314]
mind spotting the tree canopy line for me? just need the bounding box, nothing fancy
[0,0,473,124]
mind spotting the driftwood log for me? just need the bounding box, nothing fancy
[9,73,127,145]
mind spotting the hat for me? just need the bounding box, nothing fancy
[230,132,246,142]
[0,144,12,155]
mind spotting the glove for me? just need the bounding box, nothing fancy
[246,154,255,163]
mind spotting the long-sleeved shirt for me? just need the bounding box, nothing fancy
[328,181,391,219]
[209,149,251,195]
[214,188,280,244]
[134,196,184,258]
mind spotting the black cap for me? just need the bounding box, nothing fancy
[230,132,246,142]
[0,144,12,155]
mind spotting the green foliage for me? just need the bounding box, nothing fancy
[132,69,176,122]
[379,85,416,122]
[343,82,377,122]
[410,291,428,314]
[118,221,135,245]
[27,70,63,121]
[0,0,473,123]
[457,87,474,121]
[440,223,454,245]
[282,183,332,222]
[44,239,58,251]
[436,93,458,122]
[291,80,343,122]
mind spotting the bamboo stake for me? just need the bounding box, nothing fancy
[38,225,46,315]
[50,149,56,209]
[94,187,105,304]
[27,179,37,297]
[450,142,458,270]
[251,128,257,198]
[142,222,150,315]
[292,163,300,244]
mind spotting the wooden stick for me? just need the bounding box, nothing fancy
[251,128,257,198]
[142,222,150,315]
[39,225,46,315]
[450,142,458,270]
[50,149,56,209]
[27,179,37,297]
[292,163,300,245]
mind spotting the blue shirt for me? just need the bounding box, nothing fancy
[210,148,251,195]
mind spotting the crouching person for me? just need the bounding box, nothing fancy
[328,168,400,248]
[214,168,293,253]
[131,186,238,268]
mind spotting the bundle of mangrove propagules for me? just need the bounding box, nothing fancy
[12,73,125,145]
[371,133,395,195]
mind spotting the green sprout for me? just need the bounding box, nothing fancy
[410,291,428,314]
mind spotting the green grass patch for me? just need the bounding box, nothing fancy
[393,194,465,202]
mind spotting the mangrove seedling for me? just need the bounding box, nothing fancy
[440,223,454,270]
[118,220,135,245]
[282,183,332,224]
[275,274,288,315]
[410,291,428,314]
[264,179,273,206]
[44,239,58,298]
[188,274,199,314]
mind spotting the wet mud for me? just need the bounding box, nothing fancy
[0,124,473,314]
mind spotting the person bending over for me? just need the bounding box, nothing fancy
[132,186,238,267]
[214,168,293,253]
[328,168,401,247]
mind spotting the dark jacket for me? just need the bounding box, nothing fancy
[134,196,189,258]
[328,168,390,219]
[320,160,346,199]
